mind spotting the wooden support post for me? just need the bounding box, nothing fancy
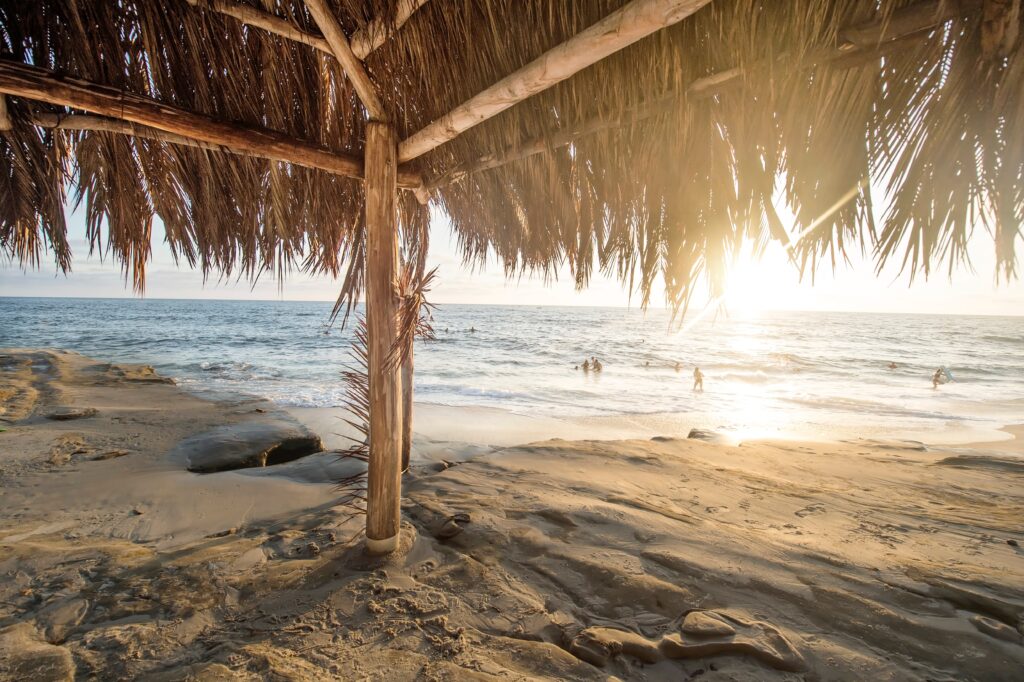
[364,121,403,554]
[401,346,413,472]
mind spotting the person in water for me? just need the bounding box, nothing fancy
[693,366,704,392]
[675,362,682,372]
[932,368,944,389]
[582,359,591,372]
[888,361,898,369]
[593,359,603,372]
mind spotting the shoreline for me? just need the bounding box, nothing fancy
[2,349,1022,680]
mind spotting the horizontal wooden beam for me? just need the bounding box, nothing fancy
[397,0,713,164]
[0,60,423,190]
[304,0,387,120]
[184,0,427,60]
[420,0,971,191]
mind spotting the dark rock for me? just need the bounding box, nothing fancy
[687,429,728,443]
[170,420,324,473]
[1008,539,1019,547]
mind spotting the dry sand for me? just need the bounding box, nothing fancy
[1,349,1022,681]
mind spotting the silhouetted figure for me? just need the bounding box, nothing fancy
[582,359,591,372]
[932,368,943,389]
[693,366,704,392]
[888,362,897,369]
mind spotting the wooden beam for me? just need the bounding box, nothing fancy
[363,121,403,555]
[304,0,387,121]
[0,60,423,189]
[420,0,972,191]
[397,0,712,164]
[0,96,11,131]
[31,112,247,152]
[350,0,430,60]
[184,0,427,60]
[840,0,973,48]
[185,0,330,53]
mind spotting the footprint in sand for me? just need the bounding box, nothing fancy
[795,503,826,518]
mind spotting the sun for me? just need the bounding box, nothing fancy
[721,249,780,318]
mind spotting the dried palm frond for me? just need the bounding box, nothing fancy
[334,316,370,512]
[1,0,1020,311]
[388,264,438,370]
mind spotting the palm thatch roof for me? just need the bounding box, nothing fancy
[1,0,1021,311]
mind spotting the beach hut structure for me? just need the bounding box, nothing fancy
[1,0,1021,553]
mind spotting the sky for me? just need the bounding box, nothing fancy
[1,203,1022,317]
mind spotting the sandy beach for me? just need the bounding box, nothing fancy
[1,348,1022,681]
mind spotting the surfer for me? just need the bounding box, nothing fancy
[932,368,943,389]
[693,366,704,392]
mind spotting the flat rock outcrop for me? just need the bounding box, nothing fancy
[170,420,324,473]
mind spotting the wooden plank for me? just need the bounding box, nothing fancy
[397,0,712,163]
[401,347,413,472]
[350,0,431,59]
[304,0,387,121]
[420,0,972,190]
[0,61,423,188]
[363,121,403,555]
[184,0,330,53]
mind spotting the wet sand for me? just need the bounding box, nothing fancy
[1,349,1022,681]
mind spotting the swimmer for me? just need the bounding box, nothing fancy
[888,362,897,369]
[582,359,591,372]
[675,362,682,372]
[594,359,603,372]
[693,366,704,392]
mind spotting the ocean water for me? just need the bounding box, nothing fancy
[2,297,1022,444]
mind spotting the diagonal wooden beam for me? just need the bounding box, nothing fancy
[419,0,972,191]
[183,0,428,60]
[350,0,430,59]
[185,0,330,53]
[0,60,424,190]
[397,0,713,164]
[0,96,11,131]
[304,0,387,120]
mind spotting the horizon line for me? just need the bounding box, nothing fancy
[1,294,1021,319]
